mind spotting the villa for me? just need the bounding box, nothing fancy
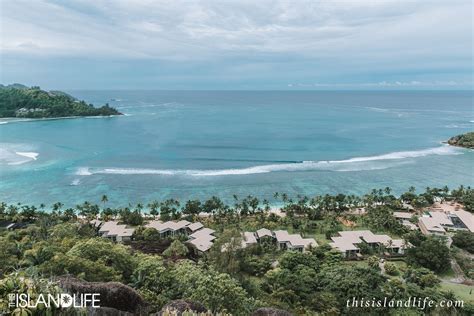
[418,210,473,235]
[329,230,409,259]
[393,211,418,230]
[146,220,217,252]
[98,221,135,242]
[145,220,194,237]
[274,230,318,252]
[241,228,317,253]
[187,227,216,252]
[94,219,217,252]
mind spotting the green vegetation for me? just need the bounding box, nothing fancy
[440,283,474,303]
[452,231,474,254]
[0,185,473,315]
[448,132,474,149]
[0,83,121,118]
[406,237,451,273]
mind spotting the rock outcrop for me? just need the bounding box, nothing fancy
[447,132,474,149]
[58,276,147,314]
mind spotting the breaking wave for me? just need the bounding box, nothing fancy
[0,144,39,165]
[75,145,462,177]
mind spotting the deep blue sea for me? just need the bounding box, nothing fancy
[0,91,472,207]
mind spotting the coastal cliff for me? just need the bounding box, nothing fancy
[447,132,474,149]
[0,84,121,118]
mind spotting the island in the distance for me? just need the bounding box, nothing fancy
[0,83,122,118]
[447,131,474,149]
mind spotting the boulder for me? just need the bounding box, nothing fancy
[58,276,147,314]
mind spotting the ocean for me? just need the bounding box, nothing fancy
[0,90,472,208]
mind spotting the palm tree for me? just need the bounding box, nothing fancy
[147,200,160,216]
[52,202,63,212]
[101,195,108,209]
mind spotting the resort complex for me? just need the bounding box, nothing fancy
[1,185,473,315]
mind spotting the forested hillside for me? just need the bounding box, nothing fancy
[0,84,121,118]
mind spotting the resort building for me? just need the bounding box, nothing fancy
[329,230,408,259]
[98,221,135,242]
[187,227,216,252]
[274,230,318,252]
[145,220,194,237]
[241,229,317,253]
[95,219,217,252]
[256,228,273,239]
[418,210,474,235]
[393,211,418,230]
[146,220,217,252]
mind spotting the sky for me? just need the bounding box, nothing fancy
[0,0,472,90]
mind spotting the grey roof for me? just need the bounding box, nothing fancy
[187,222,204,232]
[242,232,258,247]
[256,228,273,238]
[99,221,135,237]
[330,230,403,252]
[188,238,214,252]
[273,230,317,248]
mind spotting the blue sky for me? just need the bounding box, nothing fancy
[1,0,472,90]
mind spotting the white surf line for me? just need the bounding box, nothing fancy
[15,152,39,160]
[75,145,462,177]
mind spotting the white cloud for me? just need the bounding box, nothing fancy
[0,0,472,89]
[1,0,471,62]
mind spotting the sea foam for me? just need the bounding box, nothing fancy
[0,144,39,165]
[75,167,93,176]
[75,145,462,177]
[15,152,39,160]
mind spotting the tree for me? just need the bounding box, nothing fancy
[147,200,160,216]
[384,262,399,276]
[367,255,380,270]
[316,265,387,313]
[279,251,320,271]
[452,231,474,253]
[101,195,108,209]
[120,208,144,226]
[66,238,136,281]
[208,229,243,275]
[0,238,20,276]
[163,240,188,261]
[172,260,255,315]
[131,255,173,309]
[40,253,121,282]
[365,205,406,235]
[182,200,202,217]
[403,267,440,288]
[160,199,180,221]
[406,237,450,273]
[52,202,63,212]
[76,201,100,219]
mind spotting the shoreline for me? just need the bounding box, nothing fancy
[0,114,123,125]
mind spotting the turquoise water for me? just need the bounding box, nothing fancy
[0,91,472,207]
